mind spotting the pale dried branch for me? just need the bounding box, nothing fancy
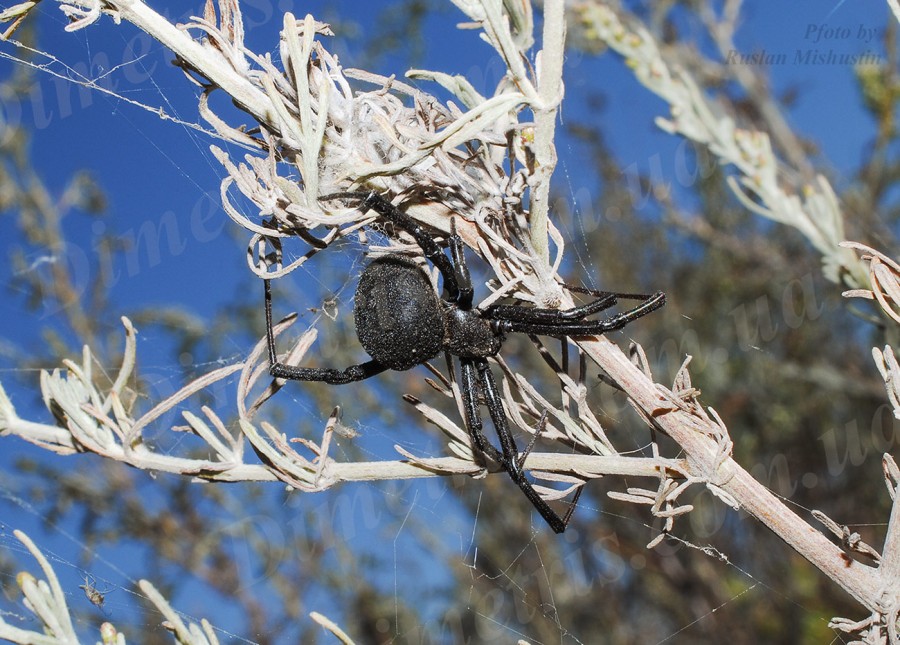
[880,454,900,630]
[1,529,358,645]
[575,332,900,628]
[138,580,221,645]
[309,612,356,645]
[564,1,900,621]
[872,345,900,420]
[609,431,700,549]
[828,613,883,644]
[812,509,882,563]
[0,0,41,40]
[0,530,78,645]
[0,312,682,490]
[842,241,900,325]
[890,0,900,26]
[574,1,868,291]
[50,0,571,313]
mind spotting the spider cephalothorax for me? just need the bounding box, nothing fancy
[263,191,665,533]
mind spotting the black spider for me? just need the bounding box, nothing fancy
[263,191,666,533]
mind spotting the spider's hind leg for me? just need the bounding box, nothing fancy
[483,288,619,325]
[516,410,548,472]
[593,289,667,332]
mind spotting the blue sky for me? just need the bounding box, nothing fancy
[0,0,895,639]
[4,0,889,326]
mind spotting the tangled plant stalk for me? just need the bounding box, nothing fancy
[0,0,898,641]
[0,1,683,505]
[572,1,900,640]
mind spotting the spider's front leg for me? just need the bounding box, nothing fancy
[487,289,666,337]
[319,191,465,304]
[447,217,474,309]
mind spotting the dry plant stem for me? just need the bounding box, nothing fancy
[0,311,679,489]
[61,0,276,129]
[883,473,900,584]
[697,1,812,176]
[891,0,900,25]
[575,2,900,623]
[139,580,220,645]
[309,612,356,645]
[579,335,887,612]
[0,410,679,485]
[575,2,868,292]
[9,530,77,643]
[529,0,565,265]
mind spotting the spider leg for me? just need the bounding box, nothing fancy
[567,283,660,302]
[515,411,584,522]
[494,290,666,337]
[471,358,577,534]
[264,279,387,384]
[484,283,667,325]
[474,360,520,465]
[484,291,619,324]
[448,218,474,309]
[319,191,463,303]
[459,359,509,467]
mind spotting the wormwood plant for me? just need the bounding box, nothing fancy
[0,1,899,642]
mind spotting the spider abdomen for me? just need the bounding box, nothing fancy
[354,255,444,371]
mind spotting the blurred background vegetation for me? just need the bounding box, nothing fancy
[1,1,898,643]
